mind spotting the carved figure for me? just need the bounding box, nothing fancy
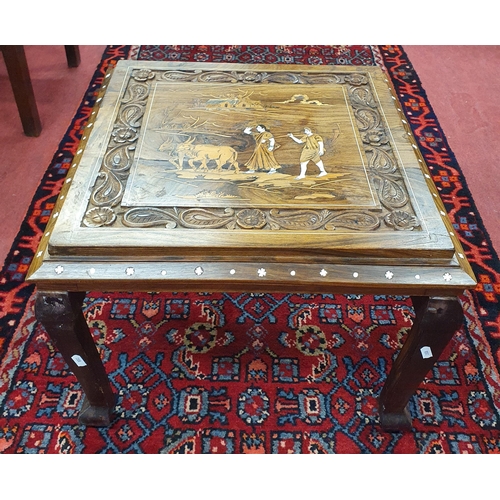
[176,137,239,173]
[243,125,281,174]
[288,127,327,180]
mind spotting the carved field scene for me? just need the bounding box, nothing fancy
[122,83,378,209]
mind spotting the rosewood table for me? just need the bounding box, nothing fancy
[26,61,477,430]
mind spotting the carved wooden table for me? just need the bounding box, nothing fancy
[26,61,477,430]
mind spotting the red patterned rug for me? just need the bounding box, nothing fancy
[1,45,499,454]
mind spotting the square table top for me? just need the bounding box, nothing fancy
[27,61,477,296]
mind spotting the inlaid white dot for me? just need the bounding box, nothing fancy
[230,269,236,275]
[52,212,59,218]
[55,266,64,275]
[161,270,167,276]
[37,251,43,258]
[415,274,421,280]
[443,273,452,282]
[440,211,446,216]
[320,269,328,277]
[458,253,465,259]
[77,149,83,155]
[290,270,296,276]
[353,272,359,278]
[257,268,266,277]
[88,268,96,275]
[65,178,72,184]
[125,267,135,276]
[449,231,455,237]
[194,266,204,276]
[385,271,394,280]
[425,174,430,179]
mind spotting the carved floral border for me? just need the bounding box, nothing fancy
[82,67,420,232]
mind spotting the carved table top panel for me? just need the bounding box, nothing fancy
[121,81,377,210]
[27,61,476,295]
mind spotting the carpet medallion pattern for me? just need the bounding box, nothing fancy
[0,45,499,453]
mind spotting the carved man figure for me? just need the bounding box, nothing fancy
[243,124,281,174]
[288,127,327,180]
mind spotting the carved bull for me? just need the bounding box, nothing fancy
[176,137,240,173]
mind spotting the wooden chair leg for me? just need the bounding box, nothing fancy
[64,45,81,68]
[1,45,42,137]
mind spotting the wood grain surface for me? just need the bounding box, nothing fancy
[27,61,476,295]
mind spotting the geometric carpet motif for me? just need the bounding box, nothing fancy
[1,45,499,453]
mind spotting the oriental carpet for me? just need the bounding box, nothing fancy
[1,45,499,453]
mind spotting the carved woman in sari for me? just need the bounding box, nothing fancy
[243,124,281,174]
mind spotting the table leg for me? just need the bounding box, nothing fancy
[35,291,115,426]
[378,296,464,431]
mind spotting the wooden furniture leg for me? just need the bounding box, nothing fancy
[35,291,115,426]
[379,296,464,431]
[1,45,42,137]
[64,45,81,68]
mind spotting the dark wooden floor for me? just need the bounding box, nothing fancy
[1,45,499,268]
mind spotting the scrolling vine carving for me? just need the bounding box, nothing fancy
[121,207,382,231]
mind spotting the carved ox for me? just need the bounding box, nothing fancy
[176,137,240,173]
